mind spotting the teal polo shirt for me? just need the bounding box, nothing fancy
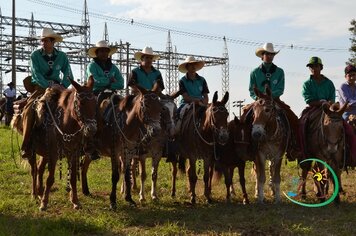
[86,60,124,93]
[30,48,73,88]
[302,75,336,104]
[128,66,164,90]
[178,74,209,106]
[249,63,285,100]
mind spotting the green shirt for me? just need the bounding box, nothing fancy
[30,48,73,88]
[128,66,164,90]
[249,63,285,100]
[302,75,336,104]
[178,74,209,106]
[86,59,124,93]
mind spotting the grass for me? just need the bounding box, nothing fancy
[1,124,356,235]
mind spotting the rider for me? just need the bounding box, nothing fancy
[246,42,301,161]
[3,82,16,124]
[174,56,209,135]
[21,27,74,159]
[85,40,125,160]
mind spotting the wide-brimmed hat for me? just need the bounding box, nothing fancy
[7,82,14,86]
[178,56,205,73]
[134,46,160,62]
[345,65,356,75]
[255,43,280,58]
[87,40,117,58]
[38,27,63,43]
[306,57,323,67]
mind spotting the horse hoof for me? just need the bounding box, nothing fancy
[207,198,213,204]
[73,203,81,210]
[139,198,146,203]
[243,199,250,205]
[190,198,196,205]
[110,203,117,211]
[152,196,159,202]
[125,197,137,207]
[39,204,47,211]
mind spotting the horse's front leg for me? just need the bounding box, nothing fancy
[81,155,92,196]
[299,160,312,199]
[187,157,197,204]
[171,160,178,198]
[151,153,161,202]
[237,160,249,205]
[254,154,266,203]
[69,155,80,209]
[37,156,47,200]
[124,150,136,206]
[110,154,120,210]
[269,158,282,203]
[138,155,147,203]
[203,157,213,203]
[39,155,56,211]
[28,153,38,199]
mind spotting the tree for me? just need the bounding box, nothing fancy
[348,19,356,65]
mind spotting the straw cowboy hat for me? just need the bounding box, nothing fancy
[178,56,205,73]
[255,43,280,58]
[38,27,63,43]
[134,46,160,62]
[87,40,117,58]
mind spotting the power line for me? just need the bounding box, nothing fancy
[27,0,348,53]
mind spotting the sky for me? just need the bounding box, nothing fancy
[1,0,355,115]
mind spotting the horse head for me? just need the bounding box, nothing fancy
[160,98,177,138]
[251,86,276,141]
[204,91,229,145]
[231,115,251,146]
[133,84,162,137]
[321,102,348,154]
[70,76,97,137]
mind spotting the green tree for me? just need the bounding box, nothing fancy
[348,19,356,65]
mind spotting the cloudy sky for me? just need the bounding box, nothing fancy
[1,0,355,115]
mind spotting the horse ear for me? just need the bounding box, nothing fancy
[322,102,331,115]
[134,84,147,95]
[212,91,218,104]
[234,115,240,125]
[253,85,261,98]
[86,75,94,90]
[338,101,349,115]
[70,77,81,91]
[221,91,229,105]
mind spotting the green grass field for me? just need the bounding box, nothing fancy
[0,124,356,235]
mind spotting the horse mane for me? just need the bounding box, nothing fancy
[58,89,75,108]
[119,94,136,111]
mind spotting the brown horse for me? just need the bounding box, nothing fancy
[11,77,97,210]
[131,98,176,203]
[214,116,253,204]
[0,97,5,122]
[249,87,289,203]
[80,85,163,209]
[177,91,229,204]
[299,103,348,203]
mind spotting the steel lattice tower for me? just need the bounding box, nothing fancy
[80,0,90,83]
[222,36,230,112]
[28,13,36,64]
[165,30,174,94]
[103,22,109,43]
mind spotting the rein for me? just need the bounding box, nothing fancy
[192,102,215,146]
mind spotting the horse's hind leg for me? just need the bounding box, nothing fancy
[151,155,161,201]
[299,160,311,199]
[203,158,213,203]
[254,156,266,203]
[37,156,47,199]
[81,155,92,196]
[138,155,147,203]
[69,156,80,209]
[269,159,282,203]
[29,153,37,199]
[110,155,120,210]
[39,156,56,211]
[171,161,178,198]
[187,158,198,204]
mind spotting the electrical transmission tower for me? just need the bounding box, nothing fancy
[222,36,230,112]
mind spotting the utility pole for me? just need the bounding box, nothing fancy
[233,99,245,118]
[11,0,16,87]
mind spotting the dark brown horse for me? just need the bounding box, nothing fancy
[249,87,289,203]
[299,103,348,203]
[80,85,163,209]
[11,77,97,210]
[177,91,229,204]
[214,116,253,204]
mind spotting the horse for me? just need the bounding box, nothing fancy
[0,91,27,125]
[214,115,253,204]
[177,91,229,204]
[248,86,289,203]
[299,102,348,204]
[130,98,176,203]
[11,77,97,210]
[80,84,163,209]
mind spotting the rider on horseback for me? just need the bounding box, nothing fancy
[21,27,74,160]
[84,40,125,160]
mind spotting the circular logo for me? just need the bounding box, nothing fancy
[283,158,339,207]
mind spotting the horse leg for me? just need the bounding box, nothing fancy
[29,153,37,199]
[81,155,92,196]
[138,155,147,203]
[171,161,177,198]
[131,157,139,191]
[124,153,136,206]
[110,155,120,210]
[223,165,232,203]
[254,155,266,203]
[269,158,282,203]
[299,160,311,199]
[237,161,249,205]
[187,158,197,204]
[151,155,161,201]
[203,158,214,204]
[69,156,80,209]
[39,156,56,211]
[36,156,47,199]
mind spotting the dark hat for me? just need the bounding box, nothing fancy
[7,82,14,86]
[306,57,323,67]
[345,65,356,75]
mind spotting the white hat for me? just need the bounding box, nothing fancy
[38,27,63,43]
[178,56,205,73]
[255,43,280,58]
[134,46,160,62]
[87,40,117,58]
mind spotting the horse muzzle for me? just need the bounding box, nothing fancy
[218,128,229,145]
[252,124,265,141]
[83,119,97,137]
